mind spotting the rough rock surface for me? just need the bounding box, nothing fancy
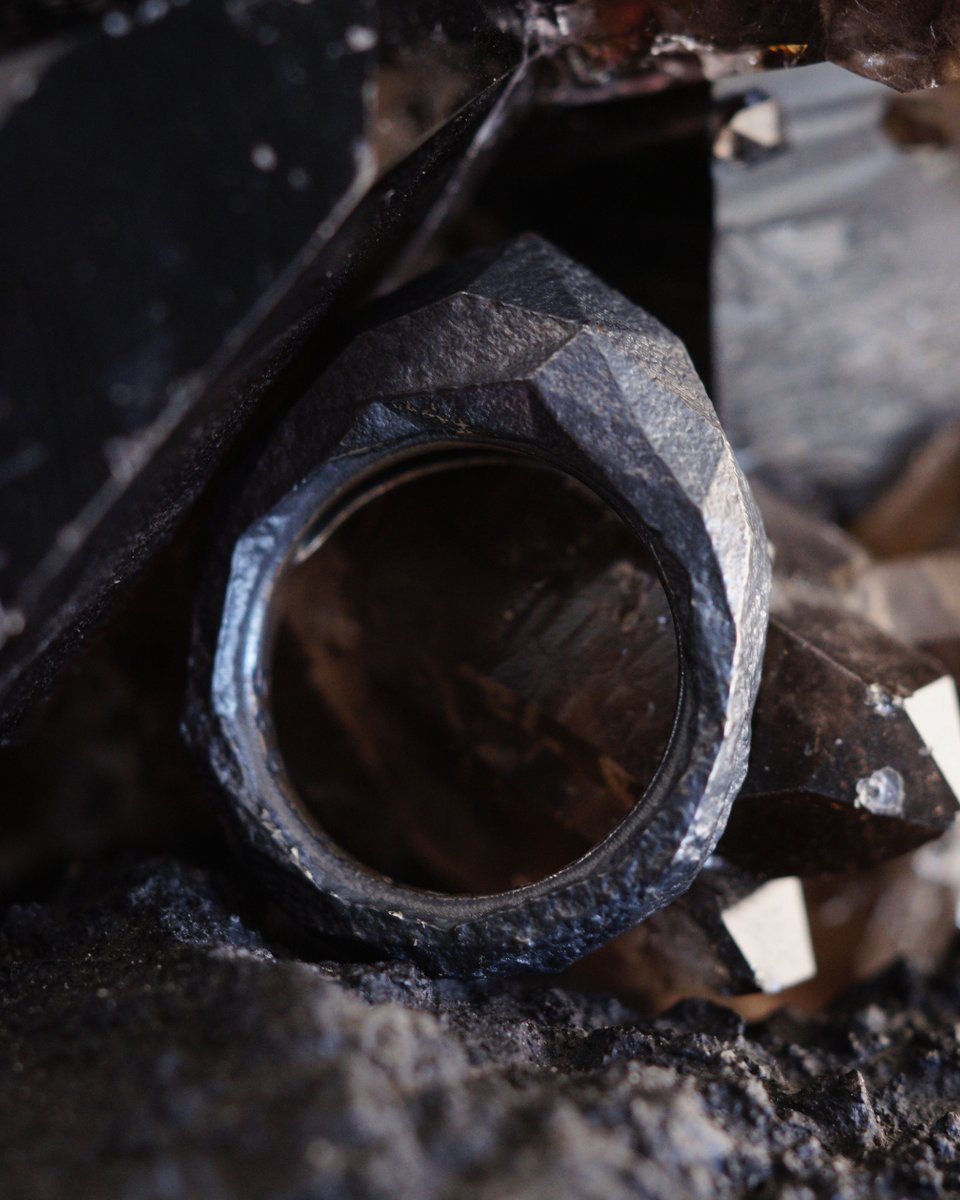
[3,859,960,1200]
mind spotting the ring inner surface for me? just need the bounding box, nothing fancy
[268,456,680,895]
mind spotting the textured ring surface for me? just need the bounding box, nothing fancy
[190,236,771,977]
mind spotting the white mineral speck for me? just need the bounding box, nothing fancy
[251,143,278,172]
[56,524,84,553]
[345,24,377,52]
[137,0,170,23]
[854,766,905,817]
[102,10,132,36]
[865,681,901,718]
[3,608,25,638]
[287,166,310,190]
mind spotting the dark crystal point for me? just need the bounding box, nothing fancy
[0,0,526,735]
[721,601,960,876]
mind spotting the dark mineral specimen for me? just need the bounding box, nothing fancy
[724,602,960,876]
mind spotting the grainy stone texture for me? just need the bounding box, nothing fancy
[4,858,960,1200]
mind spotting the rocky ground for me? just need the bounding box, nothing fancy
[3,856,960,1200]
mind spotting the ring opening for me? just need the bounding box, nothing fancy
[268,455,680,894]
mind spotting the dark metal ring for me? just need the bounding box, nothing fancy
[193,236,771,977]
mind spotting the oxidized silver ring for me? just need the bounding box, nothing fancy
[189,237,771,977]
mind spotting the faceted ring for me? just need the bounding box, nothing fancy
[190,236,771,977]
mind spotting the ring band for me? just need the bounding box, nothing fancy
[191,236,771,977]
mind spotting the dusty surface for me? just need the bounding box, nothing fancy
[3,857,960,1200]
